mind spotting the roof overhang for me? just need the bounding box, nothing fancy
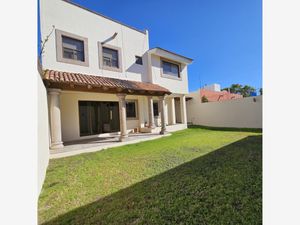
[148,47,193,65]
[43,70,171,96]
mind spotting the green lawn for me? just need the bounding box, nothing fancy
[39,126,262,225]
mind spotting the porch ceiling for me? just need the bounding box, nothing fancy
[43,69,171,96]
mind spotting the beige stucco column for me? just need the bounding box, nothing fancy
[48,89,64,149]
[147,96,155,128]
[117,93,128,141]
[180,95,187,124]
[169,97,176,125]
[159,95,167,134]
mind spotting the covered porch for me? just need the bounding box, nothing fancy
[50,132,172,159]
[44,70,188,153]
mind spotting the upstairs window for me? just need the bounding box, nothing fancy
[98,43,122,72]
[162,60,180,78]
[62,36,85,61]
[102,47,119,68]
[126,100,137,119]
[135,56,143,65]
[55,29,89,66]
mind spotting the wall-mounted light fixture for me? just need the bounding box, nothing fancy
[101,32,118,45]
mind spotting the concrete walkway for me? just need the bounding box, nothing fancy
[50,132,171,159]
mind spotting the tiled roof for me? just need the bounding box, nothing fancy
[43,70,171,95]
[200,89,243,102]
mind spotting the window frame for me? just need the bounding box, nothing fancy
[55,29,89,66]
[160,57,182,80]
[125,99,138,120]
[98,43,122,72]
[78,101,120,137]
[135,56,143,65]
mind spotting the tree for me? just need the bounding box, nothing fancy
[230,84,243,94]
[240,85,256,97]
[39,25,55,58]
[221,84,242,94]
[201,95,209,103]
[221,84,256,97]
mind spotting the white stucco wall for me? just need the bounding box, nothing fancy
[40,0,190,95]
[40,0,149,82]
[187,92,262,128]
[60,91,149,142]
[38,74,50,194]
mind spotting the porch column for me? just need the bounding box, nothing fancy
[180,95,187,124]
[117,93,128,141]
[158,95,166,134]
[147,96,155,128]
[169,97,176,125]
[48,89,64,149]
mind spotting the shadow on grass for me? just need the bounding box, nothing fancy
[188,124,263,133]
[41,135,262,225]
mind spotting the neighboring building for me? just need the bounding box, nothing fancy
[39,0,193,149]
[200,89,243,102]
[202,83,221,92]
[192,83,243,103]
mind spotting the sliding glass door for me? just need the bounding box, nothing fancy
[79,101,120,136]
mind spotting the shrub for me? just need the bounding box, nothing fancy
[201,95,209,103]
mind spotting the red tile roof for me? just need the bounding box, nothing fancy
[43,70,171,95]
[200,89,243,102]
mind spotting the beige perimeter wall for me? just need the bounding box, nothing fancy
[186,92,262,128]
[38,73,50,195]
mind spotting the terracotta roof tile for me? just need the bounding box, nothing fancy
[200,89,243,102]
[43,70,171,95]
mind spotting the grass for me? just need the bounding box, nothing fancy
[39,126,262,225]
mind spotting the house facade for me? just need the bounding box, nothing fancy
[40,0,193,149]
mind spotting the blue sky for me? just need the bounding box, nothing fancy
[39,0,262,92]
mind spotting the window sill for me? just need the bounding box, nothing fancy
[161,73,182,81]
[101,65,122,72]
[58,57,89,67]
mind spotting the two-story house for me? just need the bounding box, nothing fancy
[40,0,193,150]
